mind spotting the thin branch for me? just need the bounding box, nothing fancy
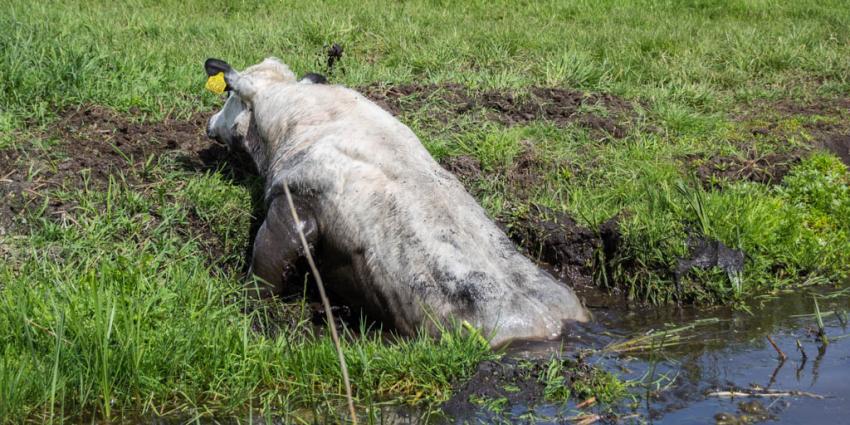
[707,390,824,399]
[282,182,357,424]
[766,334,787,361]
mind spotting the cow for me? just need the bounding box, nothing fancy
[204,57,589,347]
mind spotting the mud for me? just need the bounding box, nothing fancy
[690,98,850,188]
[361,83,642,138]
[507,205,603,289]
[438,154,482,184]
[51,106,258,184]
[0,105,258,262]
[820,133,850,167]
[441,356,612,422]
[688,150,803,188]
[675,237,746,302]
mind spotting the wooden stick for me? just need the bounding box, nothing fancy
[766,334,787,361]
[283,182,358,424]
[707,390,824,399]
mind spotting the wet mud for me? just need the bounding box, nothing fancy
[508,204,601,288]
[441,356,614,422]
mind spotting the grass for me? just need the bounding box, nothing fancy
[0,161,493,422]
[2,0,850,421]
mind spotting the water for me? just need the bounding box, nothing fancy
[447,285,850,424]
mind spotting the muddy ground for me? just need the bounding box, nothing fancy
[687,100,850,188]
[361,83,651,139]
[0,106,257,265]
[2,90,849,302]
[1,89,849,423]
[441,356,609,420]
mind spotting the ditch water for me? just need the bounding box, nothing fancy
[430,284,850,424]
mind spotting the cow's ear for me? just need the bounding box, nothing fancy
[204,58,234,94]
[204,58,256,99]
[204,58,232,77]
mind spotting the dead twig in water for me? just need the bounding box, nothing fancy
[766,334,787,361]
[569,413,602,425]
[707,390,824,399]
[576,396,596,409]
[283,182,358,424]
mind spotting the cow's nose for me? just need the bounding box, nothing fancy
[205,123,214,138]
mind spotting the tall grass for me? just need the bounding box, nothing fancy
[0,166,491,422]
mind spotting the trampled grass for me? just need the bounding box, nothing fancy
[2,0,850,421]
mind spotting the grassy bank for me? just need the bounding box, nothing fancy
[0,159,493,421]
[2,0,850,421]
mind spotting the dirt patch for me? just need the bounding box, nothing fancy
[48,106,252,185]
[690,98,850,188]
[687,150,804,188]
[506,140,545,193]
[361,83,643,138]
[768,97,850,118]
[820,133,850,167]
[0,105,255,261]
[439,154,482,184]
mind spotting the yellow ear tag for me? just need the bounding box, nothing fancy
[205,72,227,95]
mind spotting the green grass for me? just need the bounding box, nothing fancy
[2,0,850,421]
[2,0,850,123]
[0,160,492,422]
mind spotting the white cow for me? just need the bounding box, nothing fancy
[205,57,589,347]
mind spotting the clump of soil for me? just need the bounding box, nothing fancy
[674,237,745,301]
[361,83,642,138]
[440,154,483,184]
[821,134,850,167]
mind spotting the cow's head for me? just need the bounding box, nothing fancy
[204,57,296,153]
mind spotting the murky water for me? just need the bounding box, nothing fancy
[438,285,850,424]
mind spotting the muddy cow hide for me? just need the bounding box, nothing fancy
[204,57,589,347]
